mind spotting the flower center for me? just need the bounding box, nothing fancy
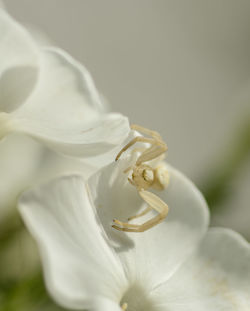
[120,283,156,311]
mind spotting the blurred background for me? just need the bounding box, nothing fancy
[1,0,250,310]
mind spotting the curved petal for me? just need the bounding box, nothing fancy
[0,9,39,112]
[0,134,99,218]
[18,176,128,310]
[11,48,129,157]
[152,228,250,310]
[88,159,209,287]
[81,130,138,171]
[0,133,43,217]
[34,148,97,183]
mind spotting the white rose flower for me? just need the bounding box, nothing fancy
[0,8,129,157]
[18,155,250,310]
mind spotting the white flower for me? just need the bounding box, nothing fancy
[0,134,41,218]
[0,8,129,157]
[18,155,250,311]
[0,8,131,216]
[0,133,102,218]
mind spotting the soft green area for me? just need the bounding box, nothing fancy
[0,212,23,253]
[0,272,68,311]
[0,215,70,310]
[200,117,250,210]
[0,248,69,310]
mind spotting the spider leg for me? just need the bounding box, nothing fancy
[123,147,148,173]
[123,166,133,174]
[112,224,143,232]
[131,147,147,154]
[112,190,169,232]
[127,205,153,221]
[129,124,167,165]
[113,219,136,227]
[155,152,166,162]
[136,142,167,166]
[128,177,136,187]
[115,136,155,161]
[131,124,162,140]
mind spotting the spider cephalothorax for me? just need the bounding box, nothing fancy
[128,163,169,192]
[112,124,170,232]
[130,164,155,191]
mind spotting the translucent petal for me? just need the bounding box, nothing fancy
[0,9,38,112]
[18,176,128,309]
[11,48,129,156]
[152,228,250,310]
[0,134,43,217]
[0,134,98,217]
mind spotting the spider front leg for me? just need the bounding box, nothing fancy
[128,125,167,165]
[112,190,169,232]
[127,205,153,221]
[135,142,167,166]
[131,124,163,140]
[115,136,156,161]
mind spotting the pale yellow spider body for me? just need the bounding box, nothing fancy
[129,163,169,191]
[112,124,170,233]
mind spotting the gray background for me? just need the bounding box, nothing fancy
[5,0,250,237]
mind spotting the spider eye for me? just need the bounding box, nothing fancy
[143,169,154,182]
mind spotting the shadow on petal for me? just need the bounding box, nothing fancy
[0,66,38,112]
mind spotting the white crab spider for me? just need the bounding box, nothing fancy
[112,124,169,232]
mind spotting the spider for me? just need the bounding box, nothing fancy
[112,124,169,232]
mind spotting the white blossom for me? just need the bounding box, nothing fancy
[18,154,250,310]
[0,8,130,215]
[0,8,129,157]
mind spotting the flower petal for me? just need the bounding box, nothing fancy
[11,48,129,157]
[35,148,97,183]
[152,228,250,310]
[88,159,209,287]
[18,176,128,310]
[0,134,43,217]
[0,9,38,112]
[0,134,99,218]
